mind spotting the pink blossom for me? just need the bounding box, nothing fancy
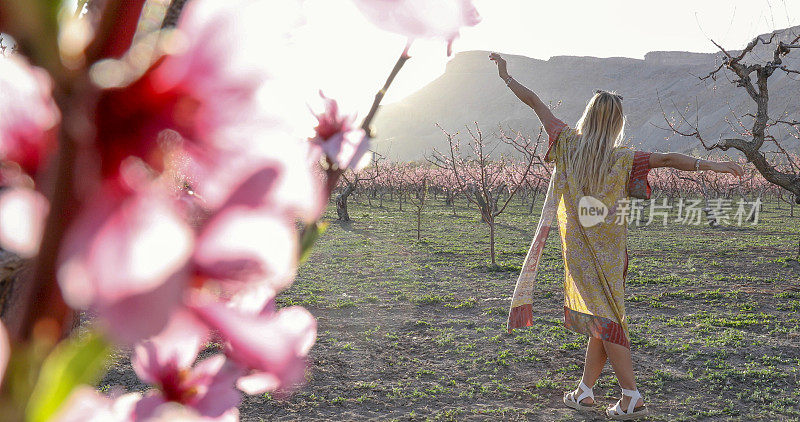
[0,162,34,188]
[190,300,316,396]
[309,92,371,171]
[190,161,305,296]
[58,185,194,344]
[131,310,209,387]
[47,0,325,411]
[0,187,49,257]
[351,0,481,55]
[0,57,59,176]
[52,387,140,422]
[133,355,242,421]
[193,207,297,295]
[91,0,325,222]
[131,310,243,419]
[135,402,238,422]
[92,0,307,179]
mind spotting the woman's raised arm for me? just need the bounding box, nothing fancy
[489,52,561,138]
[649,152,744,177]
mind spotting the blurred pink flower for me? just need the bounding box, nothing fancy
[190,300,316,396]
[92,0,307,179]
[0,162,34,188]
[131,310,209,387]
[351,0,481,55]
[188,160,307,304]
[193,208,297,294]
[133,355,242,421]
[0,57,59,176]
[0,187,49,257]
[309,92,371,171]
[131,310,243,419]
[45,0,325,412]
[58,185,194,344]
[52,386,140,422]
[136,402,238,422]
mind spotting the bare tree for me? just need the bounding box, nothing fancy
[498,125,549,214]
[402,165,429,240]
[661,28,800,203]
[335,154,383,221]
[429,122,544,266]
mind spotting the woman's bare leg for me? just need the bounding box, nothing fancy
[569,337,606,405]
[582,337,607,387]
[603,340,644,409]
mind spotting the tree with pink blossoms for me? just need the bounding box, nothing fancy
[0,0,480,420]
[497,126,549,215]
[430,123,543,266]
[333,155,383,222]
[400,164,432,240]
[430,165,462,216]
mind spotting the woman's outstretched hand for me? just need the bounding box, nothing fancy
[708,161,744,177]
[489,52,509,79]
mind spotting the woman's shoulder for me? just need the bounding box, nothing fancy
[611,146,636,163]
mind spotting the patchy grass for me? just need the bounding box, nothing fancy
[107,196,800,421]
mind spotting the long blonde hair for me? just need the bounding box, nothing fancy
[568,90,626,194]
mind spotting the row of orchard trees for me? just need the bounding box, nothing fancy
[336,29,800,267]
[333,123,796,266]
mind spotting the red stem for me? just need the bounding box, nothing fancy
[14,79,91,342]
[360,41,412,134]
[325,42,412,197]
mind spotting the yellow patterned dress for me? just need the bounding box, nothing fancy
[508,118,651,348]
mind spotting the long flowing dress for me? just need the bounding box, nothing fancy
[507,116,652,348]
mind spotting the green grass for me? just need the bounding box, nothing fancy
[258,195,800,421]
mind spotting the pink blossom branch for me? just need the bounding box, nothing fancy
[360,42,412,134]
[324,43,412,197]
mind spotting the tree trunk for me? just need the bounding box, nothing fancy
[528,191,537,215]
[0,250,25,324]
[416,209,422,240]
[489,220,496,267]
[336,182,356,221]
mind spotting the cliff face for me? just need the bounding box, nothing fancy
[372,26,800,161]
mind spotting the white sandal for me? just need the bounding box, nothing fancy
[563,381,595,411]
[606,387,648,420]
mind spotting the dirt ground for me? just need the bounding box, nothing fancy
[103,197,800,421]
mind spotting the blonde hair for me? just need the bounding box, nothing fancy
[568,90,625,194]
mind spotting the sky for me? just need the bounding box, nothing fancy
[294,0,800,114]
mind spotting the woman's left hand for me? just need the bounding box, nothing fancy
[489,52,508,79]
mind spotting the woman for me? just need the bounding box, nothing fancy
[489,52,742,420]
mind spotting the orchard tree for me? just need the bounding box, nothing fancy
[335,154,383,222]
[662,28,800,204]
[402,164,430,240]
[497,126,549,214]
[430,122,543,266]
